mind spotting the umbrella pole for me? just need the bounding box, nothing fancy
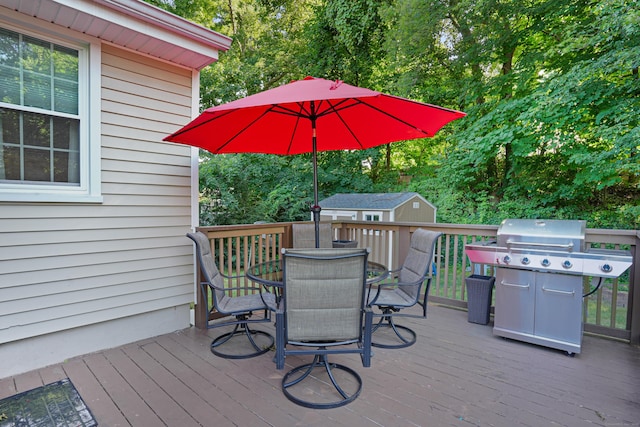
[311,116,321,248]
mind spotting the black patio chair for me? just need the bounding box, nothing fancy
[275,248,373,409]
[292,222,333,248]
[367,228,442,348]
[187,231,275,359]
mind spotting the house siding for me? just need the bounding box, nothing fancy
[0,44,196,377]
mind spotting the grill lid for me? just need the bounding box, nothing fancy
[497,219,585,251]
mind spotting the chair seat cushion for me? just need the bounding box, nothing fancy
[368,288,415,307]
[218,292,275,314]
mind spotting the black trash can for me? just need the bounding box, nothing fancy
[332,240,358,248]
[465,275,495,325]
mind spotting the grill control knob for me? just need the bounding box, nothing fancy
[521,257,530,265]
[601,263,613,273]
[541,258,551,267]
[503,255,511,264]
[562,260,573,269]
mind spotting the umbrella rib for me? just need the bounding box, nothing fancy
[212,108,276,152]
[313,98,359,118]
[286,113,304,155]
[321,99,366,148]
[270,103,312,120]
[266,104,315,156]
[355,97,435,136]
[318,96,436,138]
[165,108,238,140]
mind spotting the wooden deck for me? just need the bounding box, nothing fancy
[2,304,639,427]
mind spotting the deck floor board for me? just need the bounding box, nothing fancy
[2,303,639,426]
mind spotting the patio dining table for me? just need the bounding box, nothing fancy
[247,258,389,299]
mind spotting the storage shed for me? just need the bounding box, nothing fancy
[319,192,436,223]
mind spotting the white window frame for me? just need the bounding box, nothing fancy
[0,19,102,203]
[363,211,382,222]
[363,211,383,236]
[319,210,357,221]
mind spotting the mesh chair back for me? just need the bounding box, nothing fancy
[187,232,226,306]
[398,229,441,300]
[283,248,368,342]
[292,223,333,248]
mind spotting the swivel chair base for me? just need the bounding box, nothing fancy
[371,314,417,349]
[210,323,274,359]
[282,353,363,409]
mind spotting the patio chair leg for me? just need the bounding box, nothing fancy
[244,323,273,352]
[210,319,274,359]
[282,352,363,409]
[371,311,417,349]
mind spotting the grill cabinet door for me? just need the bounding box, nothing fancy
[494,268,535,335]
[534,272,583,345]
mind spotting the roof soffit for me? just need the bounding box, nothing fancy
[0,0,232,70]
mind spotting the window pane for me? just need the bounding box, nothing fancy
[0,29,21,105]
[0,28,19,68]
[22,35,51,74]
[52,116,70,149]
[53,45,78,114]
[0,66,20,104]
[0,108,20,143]
[24,147,50,181]
[23,71,51,110]
[23,112,50,147]
[53,45,78,80]
[52,116,79,150]
[54,78,78,114]
[1,146,20,180]
[54,151,79,183]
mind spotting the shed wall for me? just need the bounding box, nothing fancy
[395,197,436,222]
[0,44,196,377]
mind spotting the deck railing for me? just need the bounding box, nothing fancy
[194,221,639,344]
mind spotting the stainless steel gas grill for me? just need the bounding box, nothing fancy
[465,219,632,355]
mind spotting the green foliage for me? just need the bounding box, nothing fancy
[298,0,388,86]
[197,150,375,225]
[150,0,639,230]
[414,0,639,229]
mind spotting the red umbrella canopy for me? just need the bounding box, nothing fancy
[164,76,465,155]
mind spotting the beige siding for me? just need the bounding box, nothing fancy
[0,44,195,353]
[395,197,436,222]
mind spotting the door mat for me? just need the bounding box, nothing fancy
[0,378,97,426]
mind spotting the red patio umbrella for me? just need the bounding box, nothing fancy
[164,76,465,247]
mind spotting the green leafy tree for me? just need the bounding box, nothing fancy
[386,0,638,228]
[198,0,318,108]
[148,0,638,229]
[198,150,375,225]
[298,0,388,86]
